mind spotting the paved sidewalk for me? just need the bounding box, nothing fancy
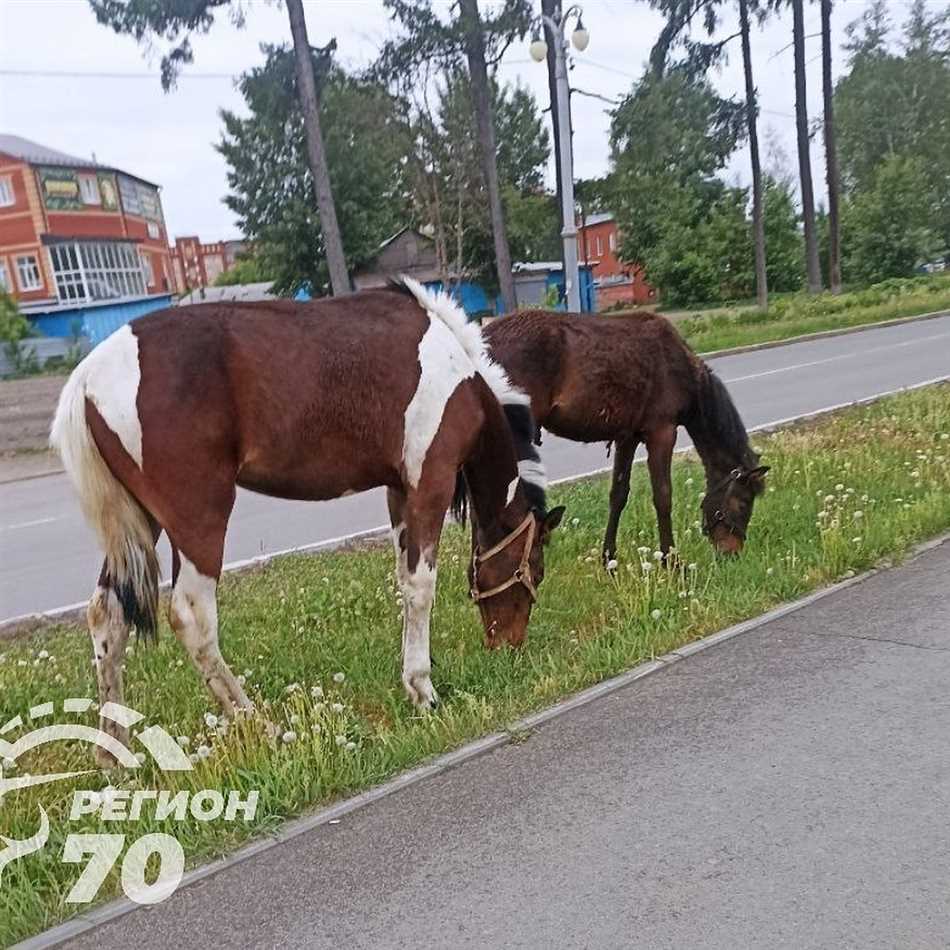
[56,540,950,950]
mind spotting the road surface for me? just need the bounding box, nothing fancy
[57,535,950,949]
[2,314,949,620]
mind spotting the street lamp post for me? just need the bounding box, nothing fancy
[531,5,589,313]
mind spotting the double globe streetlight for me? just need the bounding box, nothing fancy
[529,6,589,312]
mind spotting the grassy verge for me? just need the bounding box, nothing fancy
[3,385,950,943]
[668,275,950,352]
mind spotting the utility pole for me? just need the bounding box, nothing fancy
[286,0,350,296]
[534,6,589,313]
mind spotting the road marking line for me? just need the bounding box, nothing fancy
[723,331,950,383]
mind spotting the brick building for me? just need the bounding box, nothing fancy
[171,236,248,292]
[578,212,656,310]
[0,134,176,338]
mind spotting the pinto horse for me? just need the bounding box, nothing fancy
[484,309,768,562]
[51,280,563,759]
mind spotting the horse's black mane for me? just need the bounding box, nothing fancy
[452,401,547,525]
[697,368,758,469]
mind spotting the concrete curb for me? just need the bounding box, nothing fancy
[2,308,947,487]
[16,530,950,950]
[3,373,948,640]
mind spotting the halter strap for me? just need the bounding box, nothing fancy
[470,513,538,603]
[702,468,747,540]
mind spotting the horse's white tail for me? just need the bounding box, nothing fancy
[50,357,159,638]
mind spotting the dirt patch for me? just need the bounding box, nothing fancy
[0,374,65,454]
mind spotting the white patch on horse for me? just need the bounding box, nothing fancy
[80,324,144,467]
[505,476,519,507]
[518,458,548,492]
[403,316,474,488]
[400,277,530,409]
[398,548,438,709]
[170,555,250,711]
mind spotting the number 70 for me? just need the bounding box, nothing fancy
[62,833,185,905]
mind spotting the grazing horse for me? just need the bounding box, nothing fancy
[51,280,563,760]
[484,309,768,562]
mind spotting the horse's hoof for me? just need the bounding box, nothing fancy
[404,673,438,710]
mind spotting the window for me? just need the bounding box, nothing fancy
[609,232,616,252]
[0,176,13,207]
[139,250,154,287]
[147,221,160,240]
[596,237,603,257]
[48,240,147,303]
[0,259,9,291]
[16,255,42,291]
[79,176,101,205]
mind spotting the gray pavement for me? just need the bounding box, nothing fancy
[2,313,949,620]
[58,537,950,949]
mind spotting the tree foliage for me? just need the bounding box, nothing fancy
[218,46,413,296]
[835,0,950,258]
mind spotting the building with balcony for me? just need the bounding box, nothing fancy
[0,134,175,343]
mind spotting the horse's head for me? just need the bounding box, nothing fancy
[701,464,770,555]
[469,506,565,647]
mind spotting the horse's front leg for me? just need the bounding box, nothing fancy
[602,437,638,566]
[392,490,441,711]
[645,424,678,560]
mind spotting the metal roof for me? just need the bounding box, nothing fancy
[0,133,159,187]
[580,211,615,227]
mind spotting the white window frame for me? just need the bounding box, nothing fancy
[48,240,148,304]
[596,236,603,257]
[0,258,9,292]
[15,254,42,291]
[609,232,616,252]
[79,175,101,205]
[0,176,13,207]
[139,250,154,287]
[147,221,159,240]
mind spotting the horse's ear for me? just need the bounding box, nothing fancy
[748,465,770,494]
[749,465,770,478]
[541,505,566,542]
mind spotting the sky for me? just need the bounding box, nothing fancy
[0,0,924,242]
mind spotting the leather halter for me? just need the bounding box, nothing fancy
[470,513,538,603]
[702,468,748,540]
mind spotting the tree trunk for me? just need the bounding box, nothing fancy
[285,0,350,297]
[739,0,768,310]
[458,0,516,313]
[821,0,842,293]
[541,0,565,274]
[792,0,822,293]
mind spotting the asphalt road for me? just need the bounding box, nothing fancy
[57,535,950,949]
[2,314,949,620]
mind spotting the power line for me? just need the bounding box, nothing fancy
[0,68,236,80]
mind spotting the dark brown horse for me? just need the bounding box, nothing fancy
[52,280,562,760]
[485,309,768,562]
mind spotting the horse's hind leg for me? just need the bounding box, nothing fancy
[88,518,161,766]
[165,487,250,715]
[602,436,639,566]
[168,548,250,714]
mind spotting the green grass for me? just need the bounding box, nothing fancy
[670,275,950,353]
[3,386,950,943]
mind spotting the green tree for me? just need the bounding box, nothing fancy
[407,70,553,290]
[88,0,351,295]
[609,68,745,305]
[835,0,950,255]
[763,176,805,292]
[218,47,413,296]
[377,0,534,311]
[213,256,276,287]
[841,155,938,284]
